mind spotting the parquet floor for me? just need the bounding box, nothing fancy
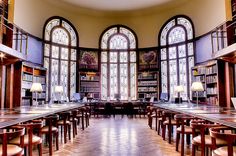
[39,115,194,156]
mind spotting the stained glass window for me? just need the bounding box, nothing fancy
[100,26,137,100]
[159,16,194,101]
[43,17,78,101]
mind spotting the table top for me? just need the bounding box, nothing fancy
[0,103,84,128]
[153,102,236,128]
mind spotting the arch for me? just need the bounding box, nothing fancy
[158,15,195,101]
[43,16,78,101]
[100,25,138,100]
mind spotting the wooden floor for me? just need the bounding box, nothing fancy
[39,115,195,156]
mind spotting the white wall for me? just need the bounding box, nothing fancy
[14,0,226,48]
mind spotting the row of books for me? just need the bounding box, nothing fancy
[80,87,100,92]
[32,92,46,99]
[206,87,217,95]
[193,75,205,82]
[33,76,46,84]
[138,93,157,99]
[207,97,218,105]
[206,75,217,84]
[138,87,157,92]
[22,73,33,82]
[138,81,157,86]
[206,65,217,75]
[80,75,99,81]
[80,82,100,87]
[192,67,205,75]
[192,91,206,97]
[138,74,157,79]
[22,99,31,106]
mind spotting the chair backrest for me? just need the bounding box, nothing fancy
[0,126,25,156]
[210,126,236,156]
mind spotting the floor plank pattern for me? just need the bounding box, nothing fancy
[39,116,194,156]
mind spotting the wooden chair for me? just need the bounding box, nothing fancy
[162,110,178,143]
[10,121,43,156]
[70,109,78,137]
[210,126,236,156]
[175,114,196,156]
[147,106,156,129]
[0,126,25,156]
[57,111,71,144]
[41,115,59,156]
[190,120,227,156]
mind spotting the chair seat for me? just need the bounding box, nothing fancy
[163,119,176,125]
[193,135,227,145]
[0,144,23,156]
[212,146,236,156]
[70,118,78,122]
[9,134,42,145]
[157,117,163,121]
[151,114,157,117]
[41,126,58,133]
[176,125,192,133]
[57,120,70,125]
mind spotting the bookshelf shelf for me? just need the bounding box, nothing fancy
[14,62,47,106]
[79,72,100,99]
[191,60,226,106]
[137,71,159,100]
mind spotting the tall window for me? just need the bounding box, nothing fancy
[100,25,137,100]
[43,17,78,101]
[159,16,195,100]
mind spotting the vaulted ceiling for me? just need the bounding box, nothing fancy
[44,0,189,15]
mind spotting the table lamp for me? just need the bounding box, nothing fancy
[175,85,184,103]
[30,83,43,106]
[54,85,63,103]
[191,82,204,106]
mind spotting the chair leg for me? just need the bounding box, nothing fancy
[49,134,53,156]
[186,134,191,145]
[176,133,180,151]
[168,125,171,144]
[56,132,59,151]
[162,124,166,140]
[158,120,161,135]
[155,117,158,131]
[38,144,42,156]
[192,144,195,156]
[149,117,153,129]
[68,125,71,140]
[181,133,185,156]
[64,125,67,143]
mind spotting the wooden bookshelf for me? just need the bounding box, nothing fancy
[191,60,226,106]
[79,72,100,100]
[14,61,47,106]
[137,71,159,101]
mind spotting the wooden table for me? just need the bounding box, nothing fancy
[0,103,85,128]
[153,102,236,128]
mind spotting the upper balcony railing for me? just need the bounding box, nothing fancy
[211,20,236,55]
[0,15,28,55]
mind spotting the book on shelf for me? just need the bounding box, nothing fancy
[206,65,217,75]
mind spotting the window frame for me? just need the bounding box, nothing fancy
[43,16,79,101]
[158,15,195,101]
[99,25,138,100]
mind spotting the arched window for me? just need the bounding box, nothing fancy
[100,25,137,100]
[159,16,195,100]
[43,17,78,101]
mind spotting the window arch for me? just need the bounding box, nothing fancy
[159,15,195,100]
[100,25,137,100]
[43,16,78,101]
